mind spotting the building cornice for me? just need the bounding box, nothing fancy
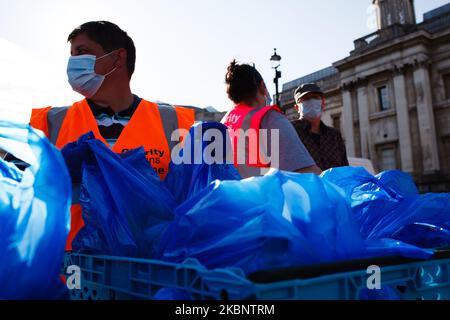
[333,29,433,71]
[339,53,431,89]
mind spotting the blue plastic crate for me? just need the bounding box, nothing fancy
[62,253,450,300]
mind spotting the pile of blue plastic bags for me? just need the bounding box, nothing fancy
[322,167,450,248]
[63,132,176,258]
[1,121,449,300]
[62,122,448,274]
[0,122,71,299]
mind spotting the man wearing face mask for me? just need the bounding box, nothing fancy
[292,83,349,171]
[29,21,195,251]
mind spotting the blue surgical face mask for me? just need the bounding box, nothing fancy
[300,98,322,120]
[67,51,117,98]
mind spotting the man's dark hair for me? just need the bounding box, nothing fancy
[225,59,263,104]
[68,21,136,78]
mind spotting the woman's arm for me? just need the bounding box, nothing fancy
[262,111,321,175]
[296,165,322,175]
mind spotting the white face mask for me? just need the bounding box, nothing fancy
[300,99,322,120]
[67,51,117,98]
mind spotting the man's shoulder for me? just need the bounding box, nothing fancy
[153,101,175,108]
[51,105,71,110]
[261,109,292,129]
[152,100,190,111]
[31,105,71,117]
[291,119,309,131]
[322,123,342,137]
[35,100,81,110]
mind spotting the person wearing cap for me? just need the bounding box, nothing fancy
[292,83,349,171]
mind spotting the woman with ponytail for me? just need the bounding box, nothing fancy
[222,60,321,178]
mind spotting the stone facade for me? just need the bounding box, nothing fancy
[374,0,416,28]
[280,1,450,192]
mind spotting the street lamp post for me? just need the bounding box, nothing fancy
[270,48,282,106]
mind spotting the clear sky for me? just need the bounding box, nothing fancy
[0,0,449,122]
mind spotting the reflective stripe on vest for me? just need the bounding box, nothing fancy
[223,104,282,168]
[47,107,69,145]
[156,103,194,150]
[157,102,179,151]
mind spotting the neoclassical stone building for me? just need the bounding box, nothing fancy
[280,0,450,192]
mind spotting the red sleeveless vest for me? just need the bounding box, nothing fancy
[222,104,282,168]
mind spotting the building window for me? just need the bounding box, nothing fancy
[444,74,450,100]
[377,85,390,111]
[331,113,342,133]
[378,146,398,171]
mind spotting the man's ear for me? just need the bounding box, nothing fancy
[321,97,326,110]
[259,81,268,96]
[115,48,127,68]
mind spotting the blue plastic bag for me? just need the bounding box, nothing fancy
[0,121,71,299]
[367,193,450,241]
[164,122,241,204]
[364,238,433,259]
[158,168,434,275]
[391,223,450,249]
[376,170,418,197]
[66,133,177,258]
[153,288,192,300]
[0,156,23,181]
[321,167,450,247]
[158,170,369,275]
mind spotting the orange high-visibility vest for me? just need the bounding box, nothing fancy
[30,99,195,251]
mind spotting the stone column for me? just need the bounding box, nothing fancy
[413,61,440,172]
[393,66,414,173]
[342,84,356,157]
[356,79,371,159]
